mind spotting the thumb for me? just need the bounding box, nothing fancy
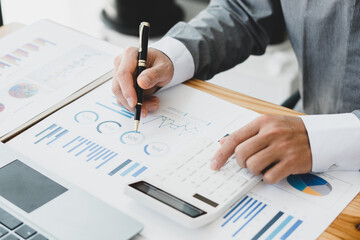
[137,66,171,89]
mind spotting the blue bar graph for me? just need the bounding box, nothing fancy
[245,202,262,219]
[132,166,147,177]
[35,127,62,144]
[96,153,118,169]
[280,220,302,240]
[67,138,86,152]
[62,136,117,169]
[35,124,57,137]
[233,200,258,223]
[223,196,249,219]
[233,204,267,237]
[95,149,111,161]
[33,124,148,176]
[96,102,134,118]
[222,197,253,227]
[75,142,94,156]
[34,125,67,145]
[47,130,69,145]
[63,136,80,148]
[252,211,284,240]
[266,215,293,240]
[109,159,132,176]
[121,162,140,176]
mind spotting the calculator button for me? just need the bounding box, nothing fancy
[218,169,234,180]
[191,172,210,183]
[31,234,48,240]
[184,178,200,189]
[15,224,37,239]
[2,234,20,240]
[187,158,207,169]
[0,226,8,237]
[200,185,215,196]
[238,168,255,179]
[218,184,238,196]
[224,161,241,173]
[203,178,223,190]
[153,174,166,182]
[230,175,248,186]
[173,173,187,182]
[0,208,23,230]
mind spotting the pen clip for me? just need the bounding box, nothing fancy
[139,22,150,53]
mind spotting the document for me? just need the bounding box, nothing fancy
[0,20,122,138]
[8,80,360,240]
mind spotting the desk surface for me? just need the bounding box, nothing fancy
[1,23,359,240]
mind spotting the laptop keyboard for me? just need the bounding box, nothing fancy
[0,208,48,240]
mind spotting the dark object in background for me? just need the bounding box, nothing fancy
[102,0,184,37]
[0,1,3,27]
[281,90,300,109]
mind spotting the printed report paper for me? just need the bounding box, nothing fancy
[0,20,122,138]
[8,80,360,240]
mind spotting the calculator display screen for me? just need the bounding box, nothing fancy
[130,181,206,218]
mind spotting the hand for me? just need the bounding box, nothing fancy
[112,47,174,117]
[211,115,312,184]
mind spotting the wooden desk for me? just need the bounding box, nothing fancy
[1,23,359,239]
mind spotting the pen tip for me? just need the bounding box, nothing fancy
[134,120,139,132]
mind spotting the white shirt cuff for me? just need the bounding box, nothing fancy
[151,36,195,90]
[300,113,360,172]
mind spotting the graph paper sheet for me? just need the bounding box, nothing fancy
[8,81,360,240]
[0,20,121,138]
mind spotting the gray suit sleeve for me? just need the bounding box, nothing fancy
[353,110,360,119]
[165,0,284,80]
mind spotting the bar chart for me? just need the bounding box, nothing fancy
[0,38,56,71]
[220,195,303,239]
[28,45,109,89]
[96,97,135,119]
[33,123,148,178]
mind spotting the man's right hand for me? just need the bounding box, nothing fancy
[112,47,174,117]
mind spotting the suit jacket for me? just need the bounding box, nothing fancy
[165,0,360,117]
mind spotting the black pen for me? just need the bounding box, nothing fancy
[134,22,150,132]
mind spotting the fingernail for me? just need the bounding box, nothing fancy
[149,104,157,111]
[139,76,150,88]
[211,159,219,170]
[126,97,135,107]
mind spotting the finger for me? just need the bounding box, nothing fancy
[262,160,291,184]
[219,135,229,145]
[113,54,122,70]
[234,134,269,168]
[243,146,279,176]
[211,119,260,170]
[137,65,169,89]
[112,80,135,112]
[140,96,160,117]
[116,47,138,108]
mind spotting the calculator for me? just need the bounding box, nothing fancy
[125,137,262,228]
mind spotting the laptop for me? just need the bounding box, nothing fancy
[0,142,143,240]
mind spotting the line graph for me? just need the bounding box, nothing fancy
[143,115,199,136]
[142,107,211,136]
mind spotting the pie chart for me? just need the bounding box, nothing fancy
[9,83,38,98]
[287,174,332,196]
[0,103,4,112]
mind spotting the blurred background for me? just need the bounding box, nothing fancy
[1,0,299,105]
